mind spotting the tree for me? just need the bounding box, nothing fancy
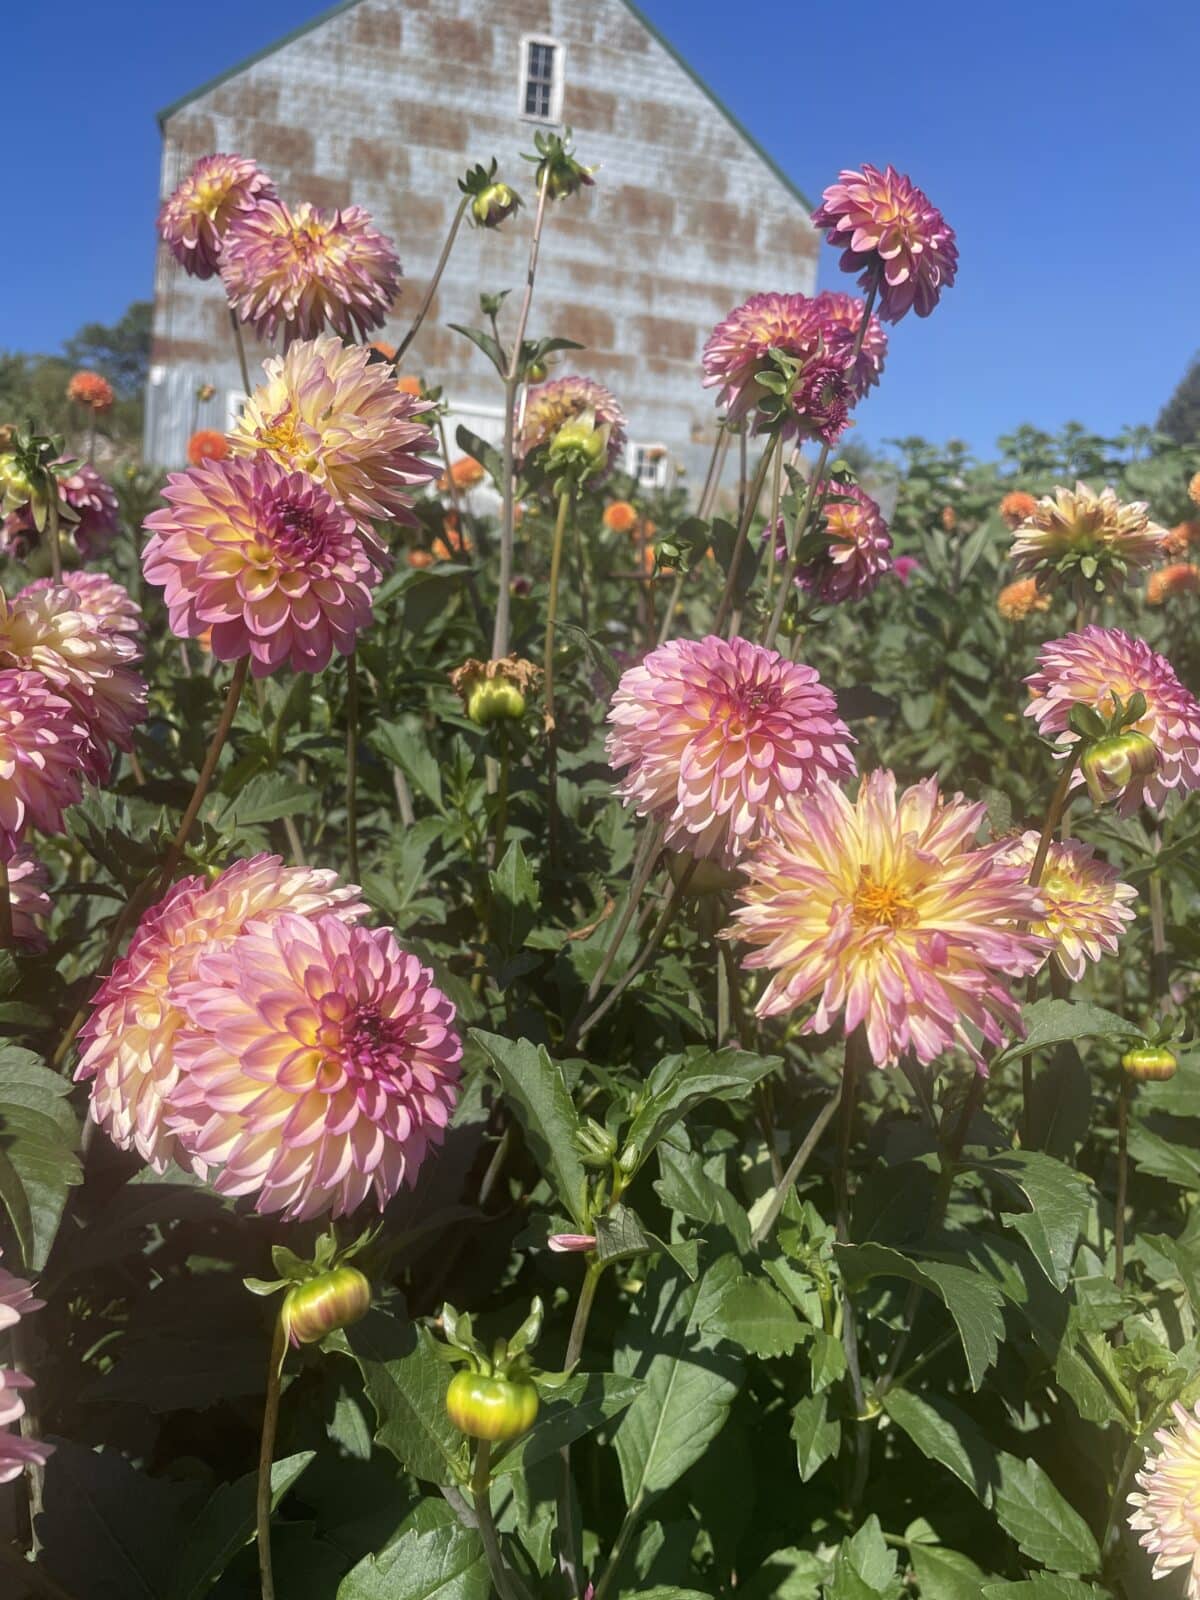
[1157,350,1200,444]
[63,301,152,399]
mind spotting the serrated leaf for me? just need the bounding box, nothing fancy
[337,1520,490,1600]
[491,1371,643,1477]
[625,1047,781,1173]
[910,1545,991,1599]
[790,1394,839,1481]
[341,1311,465,1487]
[992,999,1139,1069]
[992,1454,1101,1576]
[1126,1123,1200,1187]
[827,1516,901,1598]
[371,721,445,812]
[488,840,540,959]
[594,1204,698,1279]
[703,1273,809,1357]
[0,1046,82,1269]
[972,1150,1091,1290]
[169,1451,315,1600]
[472,1031,588,1227]
[881,1389,997,1503]
[981,1582,1103,1599]
[213,773,317,828]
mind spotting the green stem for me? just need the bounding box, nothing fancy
[543,490,571,871]
[1147,826,1170,1013]
[751,1086,843,1250]
[573,860,696,1045]
[45,486,62,585]
[471,1440,521,1600]
[158,656,249,892]
[229,307,252,394]
[256,1313,288,1600]
[835,1036,868,1510]
[713,436,778,636]
[395,196,468,362]
[569,821,664,1035]
[346,652,360,884]
[1114,1078,1130,1294]
[558,1260,604,1596]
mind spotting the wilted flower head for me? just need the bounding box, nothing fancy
[4,458,120,560]
[230,335,438,527]
[1025,626,1200,814]
[450,654,541,725]
[812,164,958,322]
[461,162,521,228]
[76,855,367,1171]
[166,912,461,1220]
[158,153,277,279]
[995,831,1136,982]
[795,484,893,604]
[728,771,1047,1069]
[997,577,1051,622]
[607,635,854,867]
[790,356,852,446]
[1148,563,1200,604]
[1000,491,1039,530]
[519,377,626,478]
[144,455,383,676]
[1128,1400,1200,1598]
[1009,483,1166,590]
[0,669,89,859]
[188,429,228,466]
[67,371,114,411]
[221,199,401,344]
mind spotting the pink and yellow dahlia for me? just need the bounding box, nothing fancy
[221,199,401,344]
[728,771,1048,1069]
[1025,627,1200,814]
[26,570,142,640]
[1009,483,1166,588]
[812,165,958,323]
[1129,1401,1200,1598]
[606,635,854,867]
[795,484,893,604]
[995,831,1136,982]
[166,912,461,1220]
[1147,563,1200,604]
[811,290,888,400]
[0,670,88,859]
[143,456,382,676]
[7,847,50,949]
[76,855,366,1171]
[230,335,438,528]
[518,376,627,477]
[158,153,277,280]
[0,1251,44,1330]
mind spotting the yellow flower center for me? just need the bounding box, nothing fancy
[851,868,917,930]
[195,177,231,220]
[254,409,320,475]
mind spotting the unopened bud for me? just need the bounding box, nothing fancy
[1121,1045,1177,1083]
[472,182,519,228]
[450,655,540,727]
[1081,731,1158,805]
[575,1116,618,1166]
[282,1265,371,1346]
[0,454,35,513]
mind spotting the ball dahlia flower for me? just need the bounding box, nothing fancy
[518,376,627,478]
[1025,627,1200,814]
[0,670,89,859]
[439,456,486,492]
[188,429,228,466]
[4,459,120,561]
[795,484,893,604]
[28,569,142,639]
[997,577,1051,621]
[812,164,958,323]
[811,290,888,400]
[606,635,854,867]
[221,199,401,344]
[1129,1401,1200,1598]
[158,153,277,279]
[230,335,438,528]
[603,501,639,534]
[166,912,461,1220]
[6,847,50,948]
[1147,563,1200,604]
[728,771,1048,1069]
[1008,483,1166,589]
[66,371,114,411]
[76,855,367,1171]
[999,491,1039,531]
[144,455,383,676]
[995,831,1136,982]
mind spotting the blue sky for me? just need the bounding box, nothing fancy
[3,0,1197,454]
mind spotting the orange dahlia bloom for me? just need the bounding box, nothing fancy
[397,374,423,396]
[406,549,434,569]
[187,429,228,466]
[67,372,114,412]
[603,501,638,534]
[1148,563,1200,604]
[1162,521,1200,558]
[1189,473,1200,507]
[997,577,1051,621]
[438,456,485,492]
[999,491,1038,531]
[371,341,397,360]
[431,522,473,562]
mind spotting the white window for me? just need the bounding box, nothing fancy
[519,35,563,122]
[629,442,670,491]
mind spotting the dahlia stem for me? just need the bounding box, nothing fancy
[87,416,96,467]
[658,426,732,648]
[755,439,785,640]
[1020,757,1077,1135]
[256,1312,288,1600]
[45,486,62,585]
[229,307,252,395]
[543,489,571,871]
[158,656,249,891]
[835,1032,870,1508]
[712,436,778,636]
[572,820,664,1028]
[1148,826,1170,1012]
[573,859,696,1046]
[395,195,469,362]
[471,1440,522,1600]
[751,1086,843,1250]
[1114,1077,1130,1294]
[558,1259,604,1595]
[252,680,307,866]
[0,859,12,950]
[345,652,360,884]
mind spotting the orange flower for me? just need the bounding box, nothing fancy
[397,374,423,396]
[187,429,228,466]
[997,577,1050,621]
[67,371,114,412]
[1162,521,1200,558]
[1147,563,1200,605]
[431,522,473,562]
[940,505,957,533]
[603,501,638,534]
[999,491,1038,530]
[371,341,397,360]
[438,456,485,492]
[1189,472,1200,507]
[406,549,434,569]
[640,518,658,540]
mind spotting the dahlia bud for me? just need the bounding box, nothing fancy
[526,360,548,382]
[196,382,216,403]
[1121,1045,1177,1083]
[547,408,610,483]
[1080,731,1158,805]
[450,655,541,727]
[282,1265,371,1346]
[575,1116,618,1166]
[472,182,519,228]
[0,453,36,513]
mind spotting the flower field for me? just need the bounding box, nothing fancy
[2,136,1200,1600]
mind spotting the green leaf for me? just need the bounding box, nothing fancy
[340,1311,466,1487]
[1026,1048,1092,1159]
[827,1516,901,1598]
[593,1204,699,1280]
[703,1273,809,1357]
[488,841,540,959]
[992,999,1139,1069]
[472,1031,588,1227]
[981,1580,1104,1599]
[0,1046,82,1269]
[910,1546,991,1600]
[169,1452,315,1600]
[337,1520,490,1600]
[971,1150,1092,1290]
[881,1389,996,1503]
[491,1371,643,1477]
[371,721,445,812]
[213,773,317,828]
[1139,1052,1200,1116]
[625,1047,781,1173]
[992,1454,1101,1576]
[790,1394,839,1481]
[1126,1123,1200,1187]
[653,1142,751,1254]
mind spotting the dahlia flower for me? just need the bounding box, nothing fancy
[0,578,146,782]
[1148,563,1200,604]
[1129,1401,1200,1598]
[144,455,382,676]
[606,635,854,867]
[7,847,50,948]
[811,290,888,399]
[166,912,461,1220]
[76,855,366,1171]
[230,335,438,528]
[997,577,1051,621]
[188,429,228,466]
[439,456,485,492]
[728,771,1048,1069]
[0,1369,53,1485]
[603,501,638,534]
[1161,521,1199,558]
[893,555,920,585]
[0,670,89,859]
[795,484,893,604]
[1190,473,1200,507]
[28,569,142,638]
[1008,483,1166,589]
[158,153,276,279]
[995,831,1136,982]
[999,491,1039,530]
[221,199,401,344]
[1025,627,1200,813]
[4,458,120,560]
[0,1251,44,1329]
[518,377,627,477]
[67,371,114,411]
[812,164,958,323]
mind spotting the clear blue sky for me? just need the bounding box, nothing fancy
[3,0,1197,454]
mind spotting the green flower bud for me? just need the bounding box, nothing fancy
[471,182,519,228]
[449,655,540,727]
[281,1265,371,1346]
[1081,731,1158,805]
[446,1370,539,1441]
[1121,1045,1177,1083]
[467,679,525,726]
[0,453,36,512]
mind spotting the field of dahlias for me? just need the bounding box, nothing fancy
[2,139,1200,1600]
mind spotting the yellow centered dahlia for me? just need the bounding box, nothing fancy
[727,771,1048,1069]
[606,635,854,867]
[230,335,438,528]
[812,165,958,322]
[158,153,277,279]
[1147,563,1200,604]
[76,856,367,1171]
[167,912,462,1220]
[221,199,401,344]
[994,831,1136,982]
[0,670,89,859]
[997,577,1051,621]
[1008,482,1166,589]
[1129,1401,1200,1597]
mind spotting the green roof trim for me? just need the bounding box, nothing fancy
[156,0,812,211]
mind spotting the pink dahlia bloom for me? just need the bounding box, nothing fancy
[0,578,146,782]
[811,290,888,400]
[812,164,958,323]
[0,669,89,860]
[28,569,143,639]
[167,912,462,1221]
[158,153,277,280]
[230,335,438,528]
[76,855,366,1172]
[1025,627,1200,814]
[518,376,628,478]
[3,459,120,561]
[728,771,1048,1069]
[221,199,401,344]
[1129,1401,1200,1597]
[606,635,854,867]
[893,555,920,585]
[0,1251,44,1330]
[995,831,1136,982]
[7,847,50,949]
[0,1369,53,1485]
[143,456,382,676]
[795,484,893,604]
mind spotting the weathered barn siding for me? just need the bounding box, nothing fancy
[146,0,818,489]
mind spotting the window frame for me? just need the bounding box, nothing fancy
[518,33,564,124]
[628,441,670,492]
